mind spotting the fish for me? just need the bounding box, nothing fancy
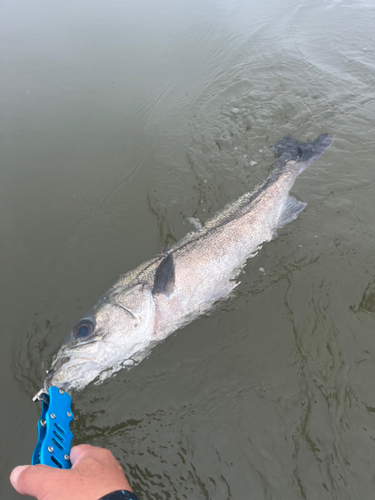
[45,134,333,392]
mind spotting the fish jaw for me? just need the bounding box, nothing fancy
[46,356,103,392]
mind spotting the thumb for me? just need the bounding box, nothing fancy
[10,463,62,497]
[10,466,31,489]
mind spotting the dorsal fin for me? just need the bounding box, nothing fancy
[152,252,175,297]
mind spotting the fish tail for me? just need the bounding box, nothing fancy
[273,133,334,174]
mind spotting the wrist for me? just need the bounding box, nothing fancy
[98,490,140,500]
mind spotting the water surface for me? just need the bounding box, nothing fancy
[1,0,375,498]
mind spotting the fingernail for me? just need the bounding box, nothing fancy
[10,466,30,486]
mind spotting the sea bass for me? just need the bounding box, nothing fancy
[46,134,333,392]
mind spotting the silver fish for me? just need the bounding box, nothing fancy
[46,134,333,392]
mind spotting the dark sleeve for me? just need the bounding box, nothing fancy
[98,490,140,500]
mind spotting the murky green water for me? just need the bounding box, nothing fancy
[2,0,375,498]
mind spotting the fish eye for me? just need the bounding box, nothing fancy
[73,320,94,338]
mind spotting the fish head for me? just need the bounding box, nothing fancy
[46,283,156,392]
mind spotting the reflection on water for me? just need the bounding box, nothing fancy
[2,0,375,498]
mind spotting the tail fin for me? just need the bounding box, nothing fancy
[272,133,334,174]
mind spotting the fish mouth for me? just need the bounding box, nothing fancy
[45,355,71,388]
[45,352,104,391]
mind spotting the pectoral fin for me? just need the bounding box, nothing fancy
[153,252,175,297]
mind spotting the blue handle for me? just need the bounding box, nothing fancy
[32,386,74,469]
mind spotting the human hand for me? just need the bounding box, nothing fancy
[10,444,133,500]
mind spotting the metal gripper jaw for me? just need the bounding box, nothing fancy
[32,386,74,469]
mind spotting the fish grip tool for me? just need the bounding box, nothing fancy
[32,386,74,469]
